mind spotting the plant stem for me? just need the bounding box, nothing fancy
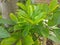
[42,38,47,45]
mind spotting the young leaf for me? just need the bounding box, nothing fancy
[10,13,18,23]
[17,3,26,11]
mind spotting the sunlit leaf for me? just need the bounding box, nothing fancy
[1,37,17,45]
[16,39,22,45]
[23,35,34,45]
[49,0,58,12]
[10,13,18,23]
[17,3,26,11]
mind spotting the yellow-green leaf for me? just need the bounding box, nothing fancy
[10,13,18,23]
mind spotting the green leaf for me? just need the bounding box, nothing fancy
[33,39,41,45]
[10,13,18,23]
[49,0,58,12]
[0,19,15,25]
[0,27,10,38]
[26,0,31,6]
[1,37,17,45]
[40,28,49,38]
[27,5,34,17]
[23,35,34,45]
[48,34,60,43]
[22,24,32,37]
[53,29,60,40]
[17,3,26,11]
[14,24,21,32]
[16,39,22,45]
[39,4,49,13]
[32,5,41,18]
[34,12,46,24]
[48,8,60,26]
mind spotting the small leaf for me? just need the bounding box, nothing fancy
[17,3,26,11]
[10,13,18,23]
[0,27,10,38]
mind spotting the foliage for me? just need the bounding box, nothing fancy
[0,0,60,45]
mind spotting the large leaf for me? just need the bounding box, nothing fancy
[1,37,17,45]
[0,27,10,38]
[23,35,34,45]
